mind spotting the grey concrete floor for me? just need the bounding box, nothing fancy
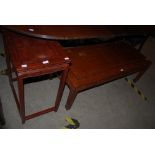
[0,34,155,129]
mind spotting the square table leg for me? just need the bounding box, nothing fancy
[54,66,69,112]
[18,78,25,124]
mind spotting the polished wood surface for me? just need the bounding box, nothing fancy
[65,42,151,110]
[3,31,70,123]
[5,31,70,77]
[3,25,155,40]
[3,25,112,40]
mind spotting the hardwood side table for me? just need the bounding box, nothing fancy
[3,30,70,124]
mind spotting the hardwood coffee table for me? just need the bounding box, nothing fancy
[65,42,151,110]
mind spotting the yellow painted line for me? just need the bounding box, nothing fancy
[125,78,147,101]
[65,116,76,126]
[64,116,80,129]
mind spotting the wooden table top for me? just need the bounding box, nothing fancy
[3,25,112,40]
[2,25,155,40]
[4,30,70,75]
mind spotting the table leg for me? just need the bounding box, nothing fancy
[54,67,69,112]
[18,78,25,124]
[65,89,78,110]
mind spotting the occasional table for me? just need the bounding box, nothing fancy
[3,30,70,123]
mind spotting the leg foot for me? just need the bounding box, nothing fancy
[65,90,77,110]
[18,78,25,124]
[54,67,69,112]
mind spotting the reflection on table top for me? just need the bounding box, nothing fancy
[3,25,112,40]
[2,25,155,40]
